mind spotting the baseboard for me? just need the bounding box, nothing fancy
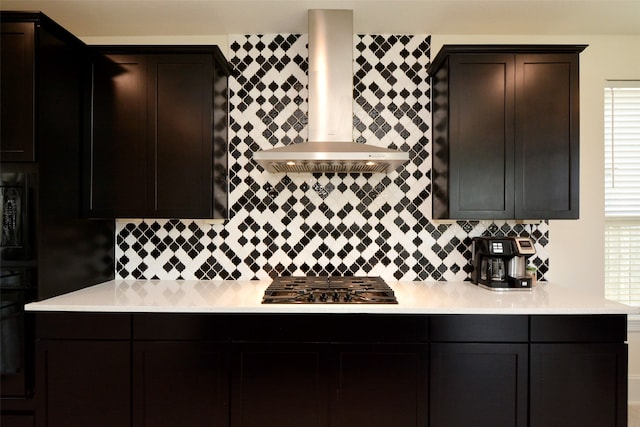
[630,374,640,404]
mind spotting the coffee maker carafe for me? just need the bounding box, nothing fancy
[471,236,536,290]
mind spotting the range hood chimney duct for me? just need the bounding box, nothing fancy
[253,9,410,173]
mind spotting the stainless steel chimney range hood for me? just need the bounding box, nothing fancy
[253,9,410,174]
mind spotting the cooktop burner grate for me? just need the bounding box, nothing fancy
[262,276,398,304]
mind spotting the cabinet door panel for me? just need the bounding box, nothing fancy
[149,55,213,218]
[449,54,515,218]
[37,340,131,427]
[515,54,580,218]
[88,54,148,217]
[133,341,229,427]
[232,344,329,427]
[332,344,427,427]
[530,343,627,427]
[1,22,35,161]
[430,343,528,427]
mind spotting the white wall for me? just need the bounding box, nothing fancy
[433,34,640,403]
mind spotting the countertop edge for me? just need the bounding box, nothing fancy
[24,280,640,315]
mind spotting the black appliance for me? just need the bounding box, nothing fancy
[1,172,36,398]
[1,269,36,397]
[262,276,398,304]
[471,236,536,291]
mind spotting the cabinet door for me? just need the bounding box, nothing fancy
[86,53,148,217]
[133,341,229,427]
[447,54,515,219]
[0,22,35,162]
[36,340,131,427]
[231,343,329,427]
[332,344,427,427]
[515,54,580,219]
[430,343,528,427]
[530,343,627,427]
[147,54,213,218]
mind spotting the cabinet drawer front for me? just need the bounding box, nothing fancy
[231,314,429,343]
[430,315,528,342]
[530,315,627,342]
[36,312,131,339]
[133,313,230,340]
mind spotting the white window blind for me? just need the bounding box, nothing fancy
[604,81,640,306]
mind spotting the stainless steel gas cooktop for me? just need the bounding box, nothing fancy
[262,276,398,304]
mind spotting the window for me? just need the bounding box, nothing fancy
[604,81,640,306]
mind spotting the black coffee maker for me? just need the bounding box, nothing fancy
[471,236,536,290]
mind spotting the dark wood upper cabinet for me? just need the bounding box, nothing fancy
[84,46,231,219]
[88,53,148,216]
[1,12,87,163]
[0,21,35,161]
[428,45,586,220]
[0,12,116,300]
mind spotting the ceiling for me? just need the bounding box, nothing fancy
[2,0,640,37]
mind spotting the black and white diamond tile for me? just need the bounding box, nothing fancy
[115,33,550,282]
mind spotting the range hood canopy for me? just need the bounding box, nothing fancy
[253,9,410,174]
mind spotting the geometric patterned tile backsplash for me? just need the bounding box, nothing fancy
[116,33,550,282]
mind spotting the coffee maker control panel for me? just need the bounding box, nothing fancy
[489,241,508,254]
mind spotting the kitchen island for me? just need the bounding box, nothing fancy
[26,281,637,427]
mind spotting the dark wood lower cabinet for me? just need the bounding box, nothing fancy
[530,343,628,427]
[133,341,229,427]
[36,340,131,427]
[32,313,628,427]
[34,313,131,427]
[231,343,427,427]
[430,343,528,427]
[232,344,329,427]
[332,344,427,427]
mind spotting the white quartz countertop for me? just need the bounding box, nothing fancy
[24,280,639,315]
